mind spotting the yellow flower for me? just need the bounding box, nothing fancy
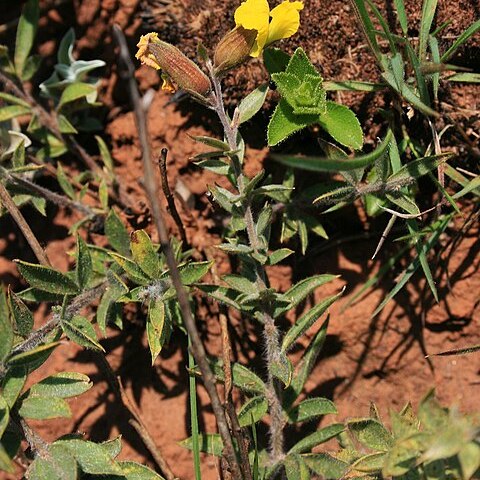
[234,0,304,57]
[136,33,162,71]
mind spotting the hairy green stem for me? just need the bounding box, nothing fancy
[207,61,285,464]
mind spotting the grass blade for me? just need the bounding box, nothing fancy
[371,214,451,317]
[188,336,202,480]
[393,0,408,35]
[441,19,480,62]
[419,0,438,61]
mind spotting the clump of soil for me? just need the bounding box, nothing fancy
[0,1,479,479]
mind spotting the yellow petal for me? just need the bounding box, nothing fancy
[266,1,304,46]
[234,0,270,57]
[136,32,162,69]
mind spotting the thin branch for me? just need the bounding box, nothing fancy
[112,24,243,480]
[5,170,95,216]
[158,148,189,247]
[0,181,50,266]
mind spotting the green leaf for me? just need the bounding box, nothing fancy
[267,248,294,265]
[458,441,480,480]
[287,397,337,424]
[237,84,269,124]
[18,395,71,419]
[57,114,78,134]
[350,452,386,473]
[281,292,342,352]
[284,454,310,480]
[58,82,97,108]
[29,372,92,398]
[109,253,151,285]
[179,434,223,457]
[53,438,123,475]
[100,437,122,460]
[0,290,14,361]
[194,158,231,175]
[147,299,171,365]
[62,315,104,351]
[57,162,76,200]
[130,230,160,279]
[286,48,319,78]
[323,80,385,92]
[272,129,393,172]
[105,209,130,256]
[97,270,128,334]
[275,274,338,318]
[95,135,114,172]
[348,418,393,451]
[419,0,438,61]
[270,351,293,387]
[318,101,363,150]
[0,366,26,408]
[27,444,77,480]
[267,99,317,146]
[15,260,79,294]
[0,395,9,439]
[263,47,290,75]
[7,289,34,337]
[209,358,265,394]
[223,274,257,294]
[284,319,329,409]
[289,424,345,454]
[387,153,451,183]
[7,342,60,368]
[303,453,348,479]
[189,135,230,151]
[176,261,213,285]
[0,443,14,474]
[14,0,39,77]
[195,284,242,311]
[103,461,167,479]
[0,92,30,108]
[441,19,480,62]
[75,236,92,289]
[237,396,268,427]
[0,105,31,122]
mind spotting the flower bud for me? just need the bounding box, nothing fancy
[136,33,211,98]
[213,26,257,75]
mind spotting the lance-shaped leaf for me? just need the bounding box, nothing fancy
[303,452,348,479]
[237,396,268,427]
[208,358,265,394]
[1,367,27,408]
[18,395,71,419]
[0,395,9,439]
[7,342,60,368]
[0,289,14,361]
[76,235,92,289]
[348,418,393,451]
[114,461,167,479]
[271,129,393,172]
[387,152,451,183]
[58,82,97,108]
[105,209,130,256]
[0,105,32,122]
[284,319,329,409]
[147,299,172,364]
[237,83,269,124]
[284,454,311,480]
[271,351,293,387]
[14,0,39,77]
[282,291,342,352]
[179,434,223,457]
[62,315,104,351]
[28,372,92,398]
[131,230,161,279]
[109,252,151,285]
[52,439,123,475]
[27,444,77,480]
[15,260,79,294]
[274,274,338,318]
[287,397,337,424]
[289,424,345,454]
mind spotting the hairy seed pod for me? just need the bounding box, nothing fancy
[213,26,257,75]
[137,34,211,98]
